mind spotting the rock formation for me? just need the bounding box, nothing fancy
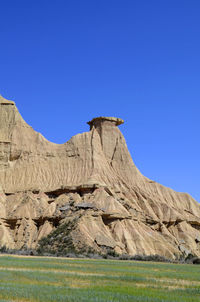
[0,95,200,259]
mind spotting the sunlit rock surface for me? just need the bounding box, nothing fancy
[0,95,200,259]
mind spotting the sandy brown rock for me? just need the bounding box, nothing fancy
[0,95,200,259]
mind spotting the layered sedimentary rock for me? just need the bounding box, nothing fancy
[0,95,200,259]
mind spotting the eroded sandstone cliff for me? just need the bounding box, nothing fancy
[0,95,199,259]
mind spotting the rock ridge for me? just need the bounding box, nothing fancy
[0,95,200,259]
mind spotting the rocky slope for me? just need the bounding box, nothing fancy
[0,95,200,259]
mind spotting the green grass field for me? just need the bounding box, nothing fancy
[0,255,199,302]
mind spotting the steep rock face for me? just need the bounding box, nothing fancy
[0,95,200,259]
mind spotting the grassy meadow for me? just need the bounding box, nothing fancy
[0,255,199,302]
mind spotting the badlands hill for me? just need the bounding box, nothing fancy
[0,95,200,259]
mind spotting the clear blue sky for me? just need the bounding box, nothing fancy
[0,1,199,201]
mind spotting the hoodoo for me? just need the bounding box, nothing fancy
[87,116,124,128]
[0,95,200,259]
